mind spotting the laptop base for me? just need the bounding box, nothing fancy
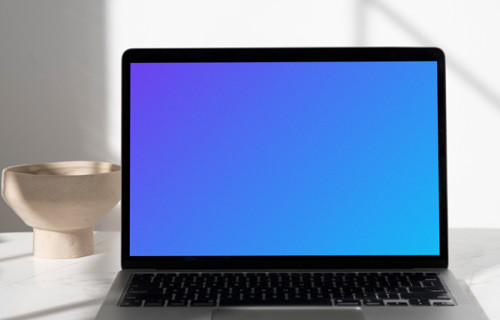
[96,269,487,320]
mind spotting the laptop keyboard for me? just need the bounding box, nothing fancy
[120,272,455,307]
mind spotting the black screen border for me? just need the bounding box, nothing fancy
[121,47,447,270]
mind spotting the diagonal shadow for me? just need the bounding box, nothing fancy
[356,0,500,110]
[3,298,103,320]
[0,253,31,263]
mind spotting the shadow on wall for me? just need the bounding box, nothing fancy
[356,0,500,111]
[0,0,119,232]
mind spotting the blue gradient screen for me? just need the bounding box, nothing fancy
[130,61,440,256]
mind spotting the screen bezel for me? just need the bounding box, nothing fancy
[121,47,448,270]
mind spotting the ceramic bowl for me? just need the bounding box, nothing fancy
[1,161,121,258]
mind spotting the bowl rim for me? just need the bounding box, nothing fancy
[2,161,121,177]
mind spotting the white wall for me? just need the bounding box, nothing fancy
[1,0,499,231]
[0,0,120,232]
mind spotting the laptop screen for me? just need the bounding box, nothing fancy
[124,48,446,265]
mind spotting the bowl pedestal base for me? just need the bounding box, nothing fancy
[33,227,94,259]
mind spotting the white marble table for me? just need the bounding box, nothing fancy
[0,229,498,320]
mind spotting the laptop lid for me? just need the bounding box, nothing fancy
[121,47,447,270]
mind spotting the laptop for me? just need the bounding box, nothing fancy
[96,47,487,320]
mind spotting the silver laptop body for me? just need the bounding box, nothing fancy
[96,47,487,320]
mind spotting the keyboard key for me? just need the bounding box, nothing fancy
[408,299,431,306]
[408,287,446,293]
[378,293,399,300]
[168,300,188,306]
[219,298,332,306]
[335,299,361,306]
[191,299,216,307]
[386,302,408,306]
[144,299,165,307]
[363,299,384,306]
[400,293,450,300]
[120,299,143,307]
[433,301,455,306]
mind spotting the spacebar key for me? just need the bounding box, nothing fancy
[219,299,332,306]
